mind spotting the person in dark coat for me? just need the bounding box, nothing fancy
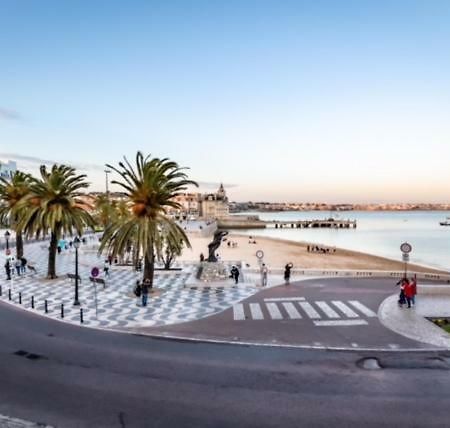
[141,279,150,306]
[284,263,293,285]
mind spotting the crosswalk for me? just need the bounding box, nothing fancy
[232,299,377,326]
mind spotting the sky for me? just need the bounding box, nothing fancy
[1,0,450,203]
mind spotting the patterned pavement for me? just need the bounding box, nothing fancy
[0,238,258,329]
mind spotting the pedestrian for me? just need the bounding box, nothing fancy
[261,263,268,287]
[410,275,417,305]
[284,263,293,285]
[141,279,150,307]
[107,254,113,265]
[4,260,11,280]
[397,278,408,307]
[20,257,27,274]
[15,258,21,276]
[57,245,62,255]
[404,279,414,308]
[103,260,110,277]
[230,266,240,284]
[133,280,142,304]
[199,253,205,262]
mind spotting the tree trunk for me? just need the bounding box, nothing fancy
[143,250,154,288]
[15,232,24,260]
[48,231,58,279]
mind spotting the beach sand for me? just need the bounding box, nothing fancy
[179,233,446,274]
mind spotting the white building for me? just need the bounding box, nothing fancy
[0,160,17,179]
[199,184,229,219]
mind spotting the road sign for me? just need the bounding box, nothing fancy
[256,250,264,259]
[400,242,412,253]
[402,253,410,262]
[91,267,99,277]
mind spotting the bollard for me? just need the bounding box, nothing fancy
[61,303,64,318]
[31,296,35,309]
[80,308,83,324]
[19,292,22,304]
[8,289,11,301]
[44,299,48,313]
[0,285,2,296]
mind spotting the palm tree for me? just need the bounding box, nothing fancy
[99,152,197,287]
[18,164,94,279]
[0,171,32,259]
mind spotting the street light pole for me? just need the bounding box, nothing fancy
[4,230,10,251]
[104,168,111,198]
[73,237,81,306]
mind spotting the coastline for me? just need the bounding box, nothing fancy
[180,233,447,274]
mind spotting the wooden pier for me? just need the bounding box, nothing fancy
[265,219,357,229]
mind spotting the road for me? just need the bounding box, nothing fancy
[0,299,449,427]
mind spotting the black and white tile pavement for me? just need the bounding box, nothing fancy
[0,240,258,329]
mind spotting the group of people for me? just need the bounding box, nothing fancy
[397,275,417,308]
[307,245,336,254]
[133,278,151,306]
[226,240,238,248]
[4,256,28,280]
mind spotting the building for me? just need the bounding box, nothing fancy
[170,192,200,218]
[198,184,229,219]
[0,160,17,179]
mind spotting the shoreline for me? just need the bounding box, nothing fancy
[180,233,447,274]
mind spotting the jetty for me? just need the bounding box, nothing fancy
[217,216,356,229]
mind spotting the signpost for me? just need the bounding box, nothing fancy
[400,242,412,279]
[256,250,265,287]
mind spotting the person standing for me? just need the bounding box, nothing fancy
[284,263,292,285]
[15,258,21,276]
[141,279,150,307]
[404,279,414,308]
[103,260,110,278]
[410,275,417,305]
[230,266,240,284]
[4,260,11,280]
[20,257,27,274]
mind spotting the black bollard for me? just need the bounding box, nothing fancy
[0,285,2,296]
[80,308,83,324]
[31,296,35,309]
[8,289,11,301]
[61,303,64,318]
[19,292,22,304]
[45,299,48,313]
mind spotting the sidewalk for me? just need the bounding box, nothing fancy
[378,294,450,348]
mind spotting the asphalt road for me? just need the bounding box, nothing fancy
[149,278,430,349]
[0,300,450,428]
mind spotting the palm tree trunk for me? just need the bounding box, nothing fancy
[48,231,58,279]
[143,250,154,288]
[15,231,24,259]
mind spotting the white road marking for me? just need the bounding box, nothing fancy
[315,301,340,318]
[233,303,245,320]
[249,303,264,320]
[314,320,368,327]
[331,301,359,318]
[282,302,302,319]
[348,300,377,317]
[264,297,306,302]
[266,302,283,319]
[298,302,321,319]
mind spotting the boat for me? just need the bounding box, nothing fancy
[439,217,450,226]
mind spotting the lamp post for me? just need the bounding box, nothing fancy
[4,230,10,251]
[73,237,81,306]
[104,168,111,198]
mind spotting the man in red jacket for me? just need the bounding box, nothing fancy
[404,279,415,308]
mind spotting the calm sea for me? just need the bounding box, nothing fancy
[233,211,450,271]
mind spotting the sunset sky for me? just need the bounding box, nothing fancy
[1,0,450,203]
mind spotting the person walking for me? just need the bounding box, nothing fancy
[284,263,293,285]
[230,266,240,284]
[141,279,150,307]
[103,260,110,278]
[261,263,268,287]
[397,278,407,307]
[404,278,414,308]
[133,281,142,305]
[15,258,21,276]
[4,260,11,281]
[20,257,27,274]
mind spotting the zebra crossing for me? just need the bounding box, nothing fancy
[232,298,378,326]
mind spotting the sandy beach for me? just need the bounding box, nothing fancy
[179,233,446,274]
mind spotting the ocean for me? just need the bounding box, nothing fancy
[232,211,450,271]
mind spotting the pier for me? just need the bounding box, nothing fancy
[266,219,357,229]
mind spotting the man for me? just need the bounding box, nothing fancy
[141,279,150,307]
[4,259,11,280]
[404,278,414,309]
[410,275,417,305]
[284,263,292,285]
[230,266,240,284]
[261,263,268,287]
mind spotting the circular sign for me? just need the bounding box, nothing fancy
[91,267,100,277]
[256,250,264,259]
[400,242,412,253]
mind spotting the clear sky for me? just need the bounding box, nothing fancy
[1,0,450,203]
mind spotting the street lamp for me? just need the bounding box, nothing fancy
[104,168,111,198]
[4,230,10,250]
[73,237,81,306]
